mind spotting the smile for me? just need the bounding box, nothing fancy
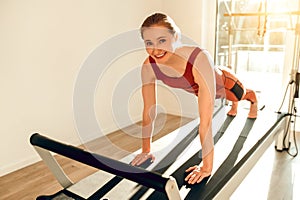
[154,52,167,59]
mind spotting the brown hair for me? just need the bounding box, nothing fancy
[140,13,181,39]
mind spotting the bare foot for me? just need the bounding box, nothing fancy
[227,101,238,117]
[248,102,258,119]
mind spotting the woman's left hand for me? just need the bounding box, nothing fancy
[185,165,211,184]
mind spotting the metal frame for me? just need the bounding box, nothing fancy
[30,133,182,199]
[33,146,73,188]
[30,113,288,199]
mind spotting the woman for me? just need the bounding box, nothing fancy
[131,13,216,184]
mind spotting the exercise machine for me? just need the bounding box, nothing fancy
[30,102,287,199]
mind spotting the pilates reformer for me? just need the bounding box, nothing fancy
[30,101,288,200]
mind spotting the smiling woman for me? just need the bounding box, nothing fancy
[140,14,181,65]
[130,13,217,185]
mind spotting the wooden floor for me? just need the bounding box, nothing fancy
[0,113,193,200]
[232,131,300,200]
[1,112,300,200]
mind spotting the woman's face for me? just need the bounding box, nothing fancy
[142,26,177,63]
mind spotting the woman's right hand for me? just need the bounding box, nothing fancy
[131,152,155,166]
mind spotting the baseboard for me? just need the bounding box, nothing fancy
[0,155,41,177]
[1,137,83,177]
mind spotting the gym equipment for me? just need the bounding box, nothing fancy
[30,103,287,199]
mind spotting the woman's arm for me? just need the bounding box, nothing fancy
[141,66,156,153]
[185,49,216,184]
[131,60,157,166]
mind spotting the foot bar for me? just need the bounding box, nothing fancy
[30,133,181,199]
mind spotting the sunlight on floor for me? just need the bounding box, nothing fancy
[231,141,300,200]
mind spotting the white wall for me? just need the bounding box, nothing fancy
[0,0,162,176]
[161,0,217,53]
[0,0,217,176]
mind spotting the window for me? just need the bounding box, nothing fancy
[215,0,300,109]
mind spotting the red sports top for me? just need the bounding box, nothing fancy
[149,47,202,96]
